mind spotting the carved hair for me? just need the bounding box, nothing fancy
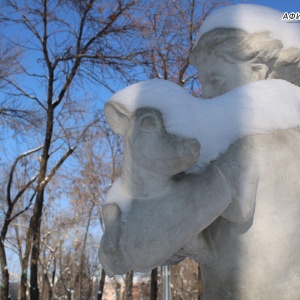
[190,28,300,87]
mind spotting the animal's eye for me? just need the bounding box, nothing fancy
[139,114,158,132]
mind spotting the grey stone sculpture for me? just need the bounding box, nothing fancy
[190,28,300,98]
[189,4,300,99]
[99,4,300,299]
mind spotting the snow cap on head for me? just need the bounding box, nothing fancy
[107,78,300,172]
[109,78,191,114]
[193,4,300,51]
[108,79,199,140]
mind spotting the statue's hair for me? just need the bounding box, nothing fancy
[190,28,300,87]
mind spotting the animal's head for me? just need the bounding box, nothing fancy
[105,101,200,176]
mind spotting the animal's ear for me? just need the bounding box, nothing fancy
[104,102,130,136]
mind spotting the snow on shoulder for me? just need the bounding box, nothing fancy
[193,4,300,50]
[109,78,300,171]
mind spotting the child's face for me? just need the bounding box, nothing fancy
[196,52,255,98]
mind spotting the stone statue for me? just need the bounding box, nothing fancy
[99,4,300,299]
[189,4,300,99]
[189,27,300,98]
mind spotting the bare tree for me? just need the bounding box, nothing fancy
[97,269,106,300]
[150,268,158,300]
[0,148,39,299]
[0,0,148,299]
[69,119,123,299]
[138,0,230,95]
[50,199,99,300]
[0,36,42,140]
[124,270,133,300]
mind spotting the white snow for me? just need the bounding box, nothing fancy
[105,179,133,215]
[193,4,300,51]
[109,78,300,171]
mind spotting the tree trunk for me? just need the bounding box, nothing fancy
[20,269,28,300]
[50,259,56,300]
[150,268,158,300]
[78,204,94,299]
[20,222,33,300]
[48,286,53,300]
[198,264,202,300]
[124,270,133,300]
[0,238,9,299]
[0,204,14,299]
[30,191,45,300]
[42,272,53,300]
[97,269,106,300]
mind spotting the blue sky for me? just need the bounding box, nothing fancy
[246,0,299,12]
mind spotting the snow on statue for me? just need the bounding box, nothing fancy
[99,4,300,299]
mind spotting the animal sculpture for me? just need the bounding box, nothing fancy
[100,79,300,299]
